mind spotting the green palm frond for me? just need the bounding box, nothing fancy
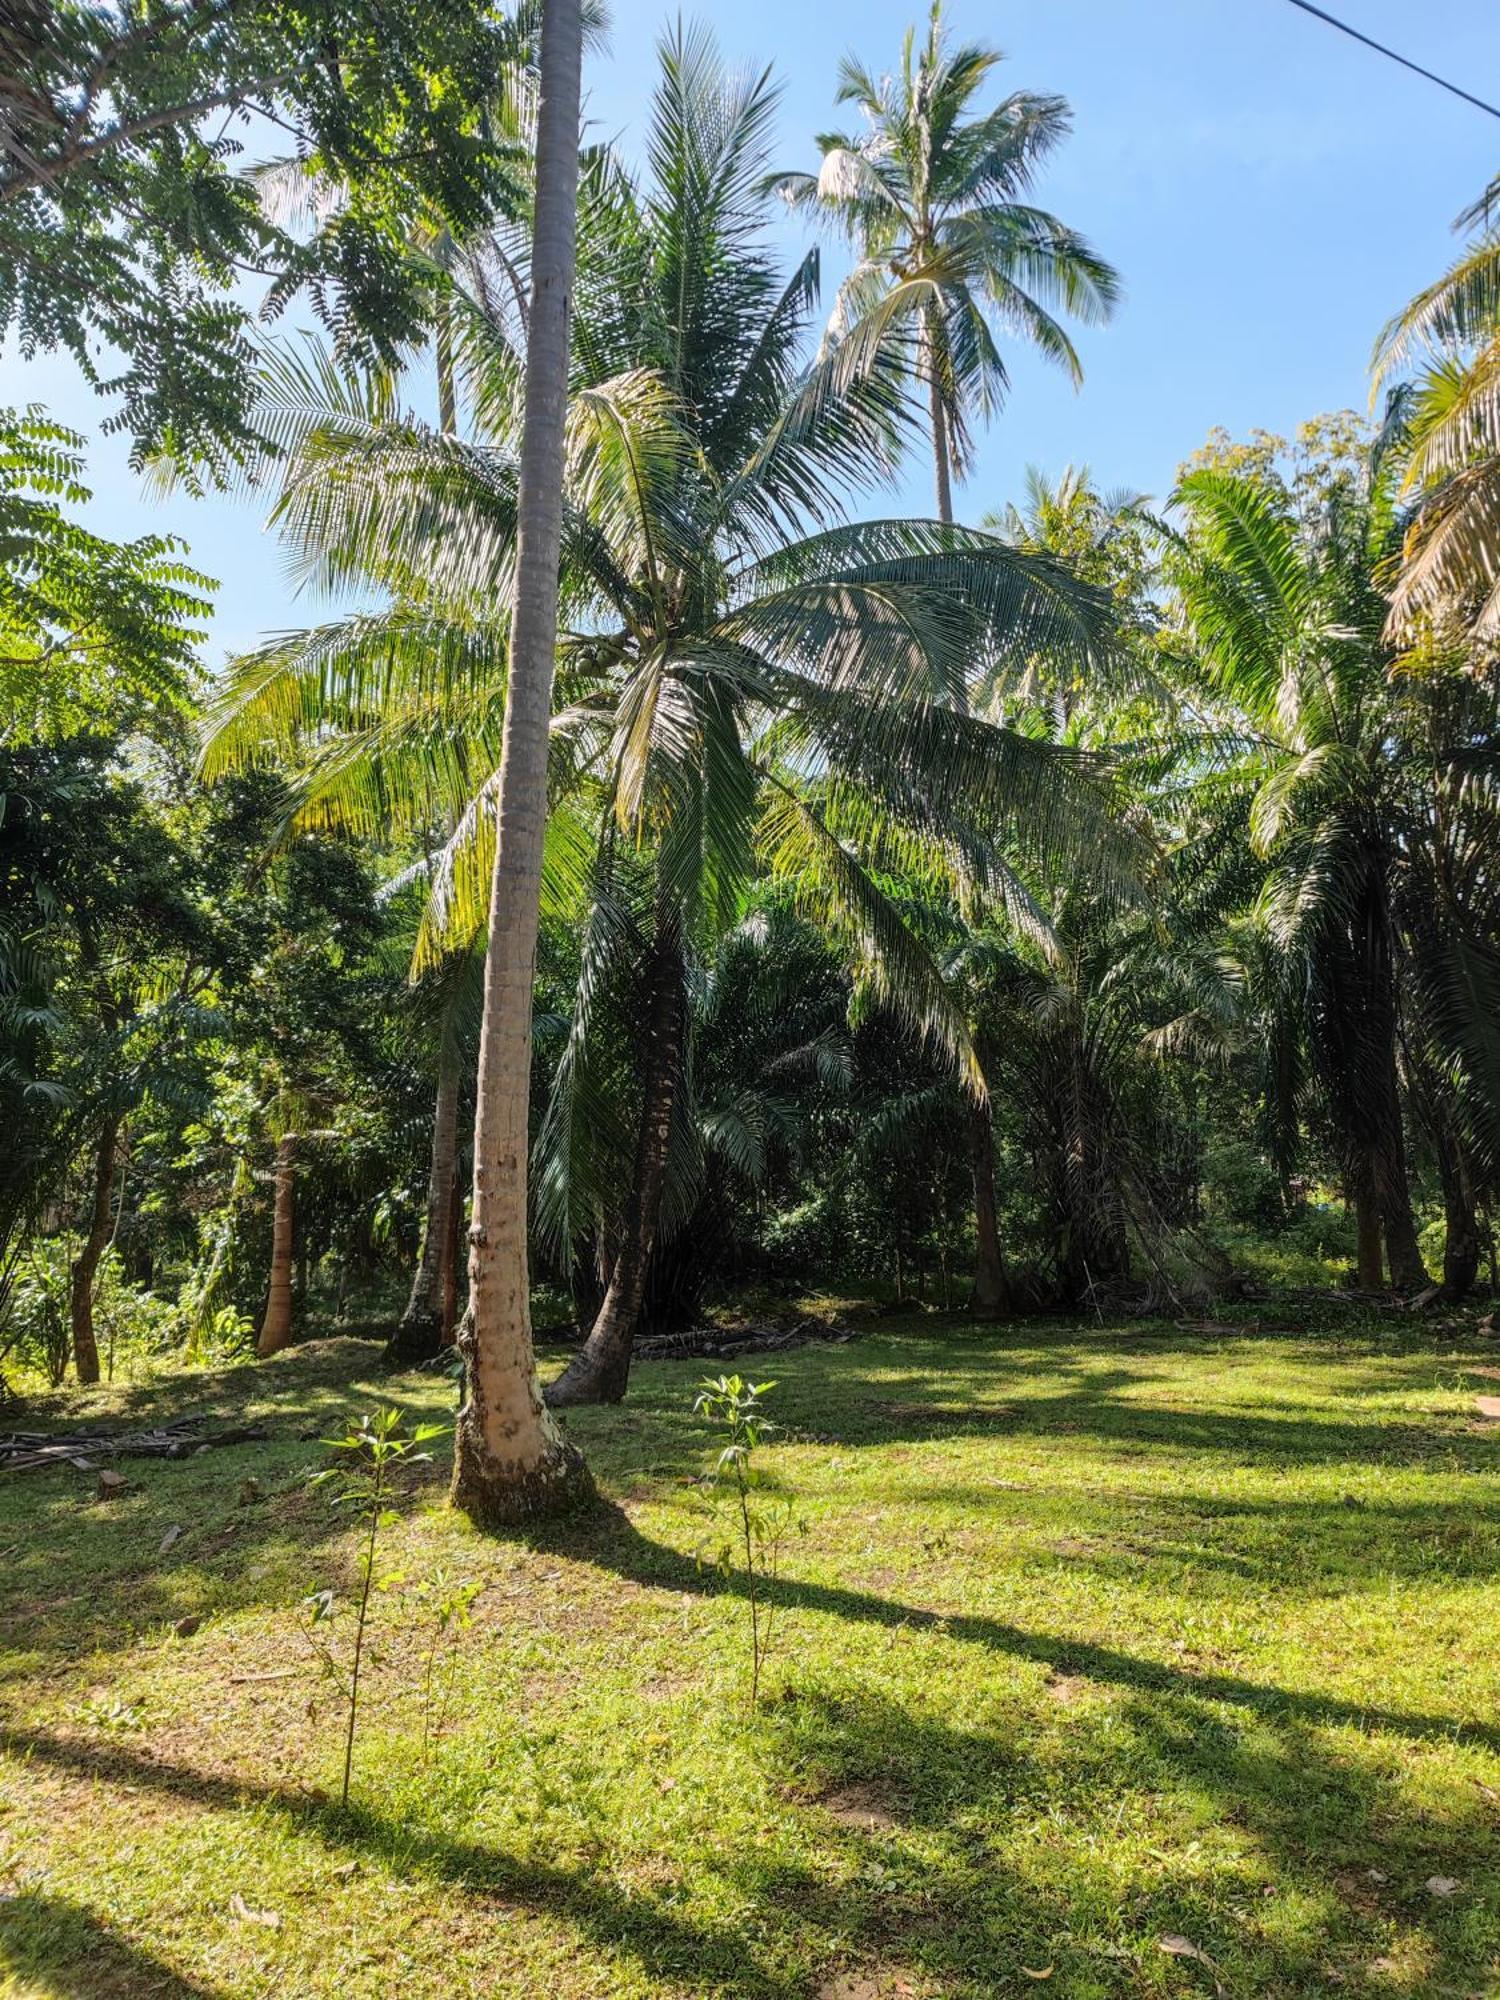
[1373,232,1500,381]
[757,775,981,1094]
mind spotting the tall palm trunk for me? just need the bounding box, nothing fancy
[441,1164,462,1344]
[1375,1114,1428,1292]
[925,328,1011,1317]
[451,0,593,1524]
[69,1114,119,1385]
[257,1133,297,1357]
[1352,1165,1385,1292]
[927,346,954,527]
[547,918,686,1406]
[387,1060,461,1366]
[968,1095,1008,1315]
[1347,876,1428,1294]
[1370,1001,1428,1295]
[435,293,457,434]
[1436,1123,1480,1303]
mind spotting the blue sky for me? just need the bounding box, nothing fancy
[10,0,1500,660]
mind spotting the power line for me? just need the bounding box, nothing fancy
[1280,0,1500,122]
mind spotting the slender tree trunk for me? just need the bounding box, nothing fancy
[451,0,593,1524]
[968,1095,1009,1316]
[1436,1127,1480,1303]
[1360,884,1429,1293]
[547,920,686,1406]
[435,294,457,434]
[1354,1186,1385,1291]
[69,1115,119,1386]
[257,1134,297,1357]
[1373,1065,1428,1293]
[440,1164,462,1345]
[386,1061,461,1366]
[925,311,954,529]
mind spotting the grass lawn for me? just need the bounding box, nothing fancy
[2,1310,1500,1998]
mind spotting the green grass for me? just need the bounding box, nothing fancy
[2,1308,1500,1998]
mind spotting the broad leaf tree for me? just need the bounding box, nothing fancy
[1,0,525,466]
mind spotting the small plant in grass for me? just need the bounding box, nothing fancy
[694,1374,797,1707]
[302,1405,446,1808]
[413,1567,482,1758]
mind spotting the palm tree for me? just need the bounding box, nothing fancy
[1166,444,1500,1294]
[771,0,1119,526]
[211,26,1129,1405]
[450,0,591,1522]
[1374,175,1500,661]
[957,894,1223,1309]
[385,943,481,1365]
[772,32,1118,1314]
[513,26,1128,1402]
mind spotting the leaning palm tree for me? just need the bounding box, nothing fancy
[771,0,1119,525]
[210,26,1132,1405]
[1373,175,1500,662]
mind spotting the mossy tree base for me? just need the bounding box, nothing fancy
[383,1308,445,1371]
[543,1335,631,1408]
[449,1412,595,1528]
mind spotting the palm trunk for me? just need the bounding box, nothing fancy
[386,1061,462,1366]
[435,294,457,434]
[1373,1062,1428,1294]
[925,309,954,528]
[1437,1127,1479,1303]
[257,1133,297,1357]
[450,0,593,1525]
[1353,1184,1384,1290]
[69,1115,119,1386]
[440,1162,462,1345]
[968,1096,1008,1316]
[1361,882,1428,1294]
[547,921,686,1406]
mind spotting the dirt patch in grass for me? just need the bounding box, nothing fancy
[1045,1671,1092,1705]
[817,1970,934,1999]
[819,1781,902,1831]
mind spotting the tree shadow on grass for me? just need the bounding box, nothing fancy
[6,1678,1492,1999]
[744,1676,1498,1996]
[785,1379,1492,1468]
[531,1501,1500,1757]
[0,1892,228,1997]
[619,1330,1498,1472]
[896,1479,1500,1590]
[0,1728,809,1998]
[0,1357,458,1686]
[3,1337,394,1436]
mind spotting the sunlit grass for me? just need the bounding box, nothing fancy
[1,1309,1498,1997]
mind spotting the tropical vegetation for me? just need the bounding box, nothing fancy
[2,5,1500,1988]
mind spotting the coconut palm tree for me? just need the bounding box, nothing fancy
[771,0,1119,526]
[384,942,481,1365]
[208,25,1134,1402]
[442,0,593,1520]
[1166,445,1500,1294]
[1374,175,1500,662]
[771,32,1118,1314]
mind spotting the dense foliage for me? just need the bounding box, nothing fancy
[4,5,1500,1410]
[0,0,531,467]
